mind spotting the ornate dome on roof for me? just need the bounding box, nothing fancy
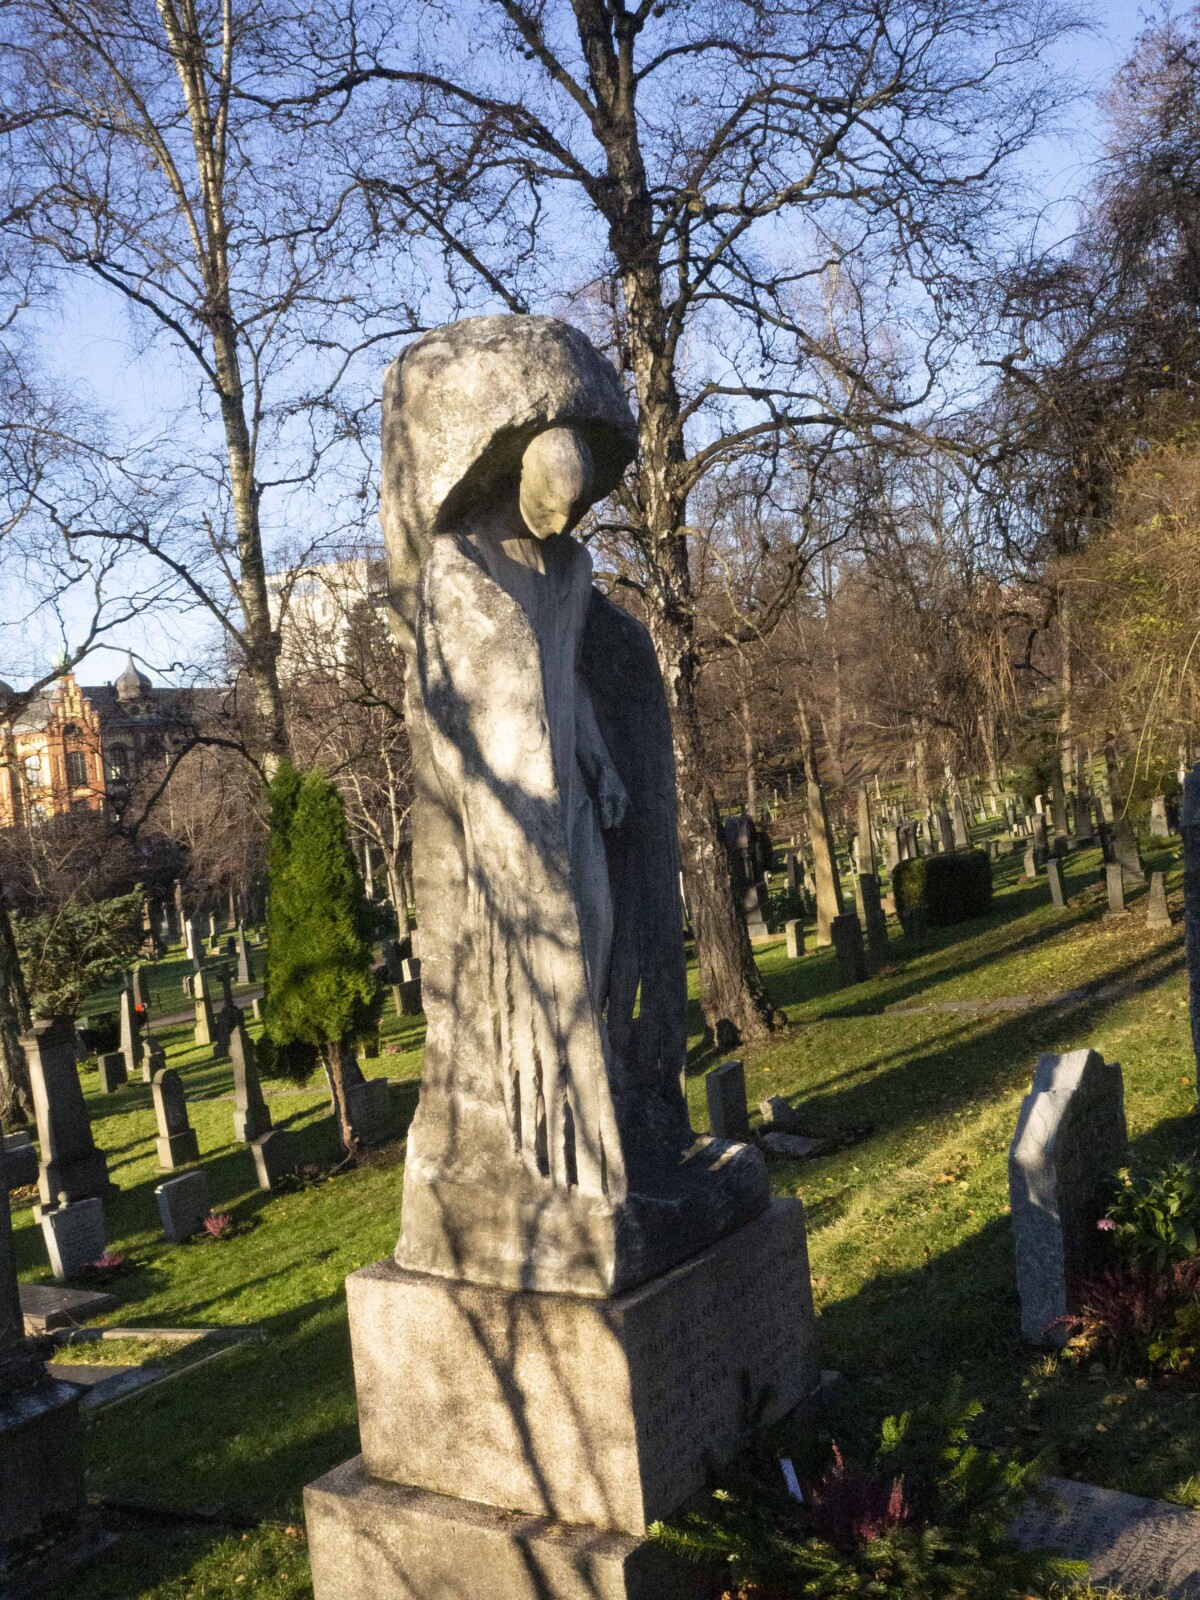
[115,655,151,702]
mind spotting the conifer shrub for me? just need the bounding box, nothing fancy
[263,763,379,1148]
[892,851,992,928]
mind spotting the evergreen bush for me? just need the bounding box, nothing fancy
[892,851,992,928]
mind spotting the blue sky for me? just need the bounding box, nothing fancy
[16,1,1160,688]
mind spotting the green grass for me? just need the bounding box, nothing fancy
[20,842,1200,1597]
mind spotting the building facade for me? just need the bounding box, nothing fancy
[0,659,197,830]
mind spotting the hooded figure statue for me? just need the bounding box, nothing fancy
[383,315,767,1296]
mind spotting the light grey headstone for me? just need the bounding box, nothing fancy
[705,1061,749,1143]
[39,1199,105,1282]
[759,1096,803,1133]
[1147,870,1171,929]
[784,919,803,960]
[143,1038,166,1085]
[346,1078,391,1148]
[1023,844,1037,880]
[152,1070,200,1169]
[1011,1476,1200,1600]
[230,1021,271,1143]
[1046,858,1067,909]
[1150,795,1170,838]
[155,1170,209,1243]
[1009,1049,1127,1345]
[1105,862,1127,916]
[22,1018,111,1209]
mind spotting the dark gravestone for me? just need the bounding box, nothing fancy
[252,1129,297,1190]
[344,1076,391,1148]
[0,1132,90,1554]
[97,1052,126,1094]
[830,913,867,983]
[1147,870,1172,930]
[1009,1049,1127,1346]
[152,1070,200,1169]
[858,874,889,963]
[1072,793,1094,843]
[143,1038,166,1085]
[212,968,236,1059]
[1030,813,1048,864]
[3,1133,36,1191]
[22,1019,111,1212]
[1105,862,1127,917]
[705,1061,750,1143]
[936,805,953,854]
[1046,858,1067,910]
[951,794,970,850]
[231,1021,271,1143]
[155,1171,209,1243]
[39,1198,105,1281]
[118,989,143,1080]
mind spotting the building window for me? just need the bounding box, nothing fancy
[106,747,131,782]
[66,750,88,789]
[23,755,41,787]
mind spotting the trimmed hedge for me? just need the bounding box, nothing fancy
[892,850,992,927]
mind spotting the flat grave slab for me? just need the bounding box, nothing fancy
[50,1362,162,1408]
[19,1282,117,1335]
[1012,1476,1200,1598]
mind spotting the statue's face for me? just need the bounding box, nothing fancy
[518,427,595,539]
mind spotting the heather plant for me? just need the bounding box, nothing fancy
[1057,1258,1200,1375]
[650,1388,1083,1598]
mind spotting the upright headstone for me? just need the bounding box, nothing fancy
[143,1037,166,1085]
[951,793,970,850]
[235,924,253,986]
[0,1132,90,1550]
[856,788,877,876]
[1030,812,1049,864]
[1009,1050,1127,1345]
[784,919,803,960]
[936,804,954,854]
[97,1051,126,1094]
[39,1198,106,1281]
[830,912,867,983]
[212,967,236,1058]
[230,1020,271,1143]
[784,851,799,894]
[131,965,150,1016]
[705,1061,750,1143]
[252,1129,296,1191]
[1072,793,1095,843]
[1046,858,1067,909]
[1105,862,1127,918]
[184,918,203,971]
[22,1019,111,1212]
[1184,765,1200,1105]
[1023,843,1038,880]
[1150,795,1170,839]
[1147,870,1171,930]
[857,874,889,963]
[155,1171,210,1243]
[193,971,216,1049]
[118,989,143,1080]
[152,1070,200,1168]
[883,826,901,874]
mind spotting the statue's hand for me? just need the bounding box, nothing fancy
[598,766,631,831]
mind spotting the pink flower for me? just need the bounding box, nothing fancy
[1097,1217,1117,1232]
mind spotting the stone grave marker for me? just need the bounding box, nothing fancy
[40,1198,106,1282]
[252,1129,296,1191]
[152,1070,200,1168]
[193,970,216,1048]
[212,967,236,1059]
[231,1019,271,1143]
[118,989,143,1080]
[1023,843,1038,880]
[3,1131,36,1190]
[184,918,203,971]
[345,1077,391,1147]
[155,1170,210,1243]
[22,1018,112,1211]
[1009,1049,1127,1345]
[830,912,867,982]
[1150,795,1171,838]
[951,794,970,850]
[1147,870,1171,929]
[18,1281,116,1336]
[235,924,253,985]
[97,1052,126,1094]
[251,996,263,1023]
[131,965,151,1016]
[705,1061,750,1143]
[936,803,954,853]
[784,919,803,960]
[1012,1476,1200,1600]
[858,874,889,963]
[1030,813,1049,863]
[1105,862,1127,917]
[1046,858,1067,910]
[143,1038,166,1085]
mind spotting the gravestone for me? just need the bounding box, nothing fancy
[1046,858,1067,909]
[951,794,970,850]
[304,315,816,1600]
[382,938,404,986]
[0,1132,90,1559]
[1105,862,1127,917]
[155,1170,210,1243]
[1147,870,1171,930]
[1012,1475,1200,1600]
[212,968,236,1059]
[131,965,150,1016]
[883,826,901,873]
[251,1129,296,1191]
[1009,1049,1127,1345]
[193,971,216,1048]
[1150,795,1170,838]
[784,851,799,893]
[97,1051,126,1094]
[143,1038,166,1085]
[118,989,143,1080]
[235,925,253,986]
[857,874,889,963]
[1184,765,1200,1102]
[784,919,803,960]
[231,1020,271,1143]
[830,912,867,983]
[345,1077,391,1148]
[39,1198,105,1281]
[1072,792,1094,843]
[3,1132,36,1190]
[742,882,770,941]
[1023,844,1038,880]
[22,1018,112,1211]
[1030,813,1049,864]
[705,1061,750,1143]
[856,788,877,875]
[184,918,203,971]
[936,804,954,854]
[152,1070,200,1169]
[251,996,263,1023]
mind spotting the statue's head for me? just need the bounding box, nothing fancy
[380,316,636,646]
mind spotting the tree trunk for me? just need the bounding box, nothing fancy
[798,695,844,945]
[0,902,31,1124]
[740,674,757,820]
[912,721,930,809]
[323,1040,360,1155]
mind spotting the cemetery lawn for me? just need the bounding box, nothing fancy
[18,844,1200,1598]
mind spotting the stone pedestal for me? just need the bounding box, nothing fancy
[305,1199,817,1599]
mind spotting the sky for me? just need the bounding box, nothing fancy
[12,0,1162,691]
